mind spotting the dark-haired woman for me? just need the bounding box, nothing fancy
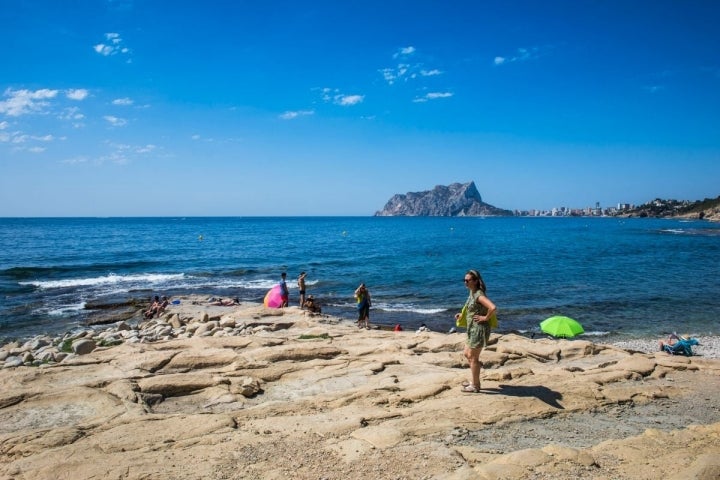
[455,269,497,393]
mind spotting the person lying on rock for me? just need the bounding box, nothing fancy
[209,298,240,306]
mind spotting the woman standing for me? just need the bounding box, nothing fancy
[456,269,497,393]
[354,283,371,329]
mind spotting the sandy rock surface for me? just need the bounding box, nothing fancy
[1,298,719,480]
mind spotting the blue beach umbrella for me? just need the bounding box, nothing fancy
[540,316,584,338]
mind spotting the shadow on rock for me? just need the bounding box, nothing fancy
[480,384,564,409]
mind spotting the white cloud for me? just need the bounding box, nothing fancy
[335,94,364,106]
[94,32,130,57]
[27,146,46,153]
[93,141,158,165]
[112,97,134,106]
[62,156,90,165]
[394,46,416,58]
[320,88,364,107]
[0,121,8,129]
[66,89,89,101]
[0,88,59,116]
[191,134,201,140]
[59,106,85,121]
[426,92,453,99]
[135,144,156,154]
[103,115,127,127]
[279,110,315,120]
[380,68,398,85]
[381,48,444,86]
[413,92,454,103]
[493,47,540,66]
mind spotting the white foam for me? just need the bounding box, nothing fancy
[370,302,446,315]
[581,330,611,337]
[47,302,86,316]
[21,273,186,290]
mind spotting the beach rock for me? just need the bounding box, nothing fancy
[0,298,719,480]
[35,348,57,363]
[193,321,218,337]
[71,338,96,355]
[117,321,131,331]
[3,356,23,368]
[86,306,141,326]
[137,373,229,397]
[168,314,182,328]
[24,336,51,351]
[219,317,236,328]
[230,376,262,397]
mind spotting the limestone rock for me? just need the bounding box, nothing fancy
[374,181,513,216]
[71,338,96,355]
[0,297,719,480]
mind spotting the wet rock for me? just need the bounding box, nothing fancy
[86,307,140,326]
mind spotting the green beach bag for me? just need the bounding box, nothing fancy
[456,304,468,328]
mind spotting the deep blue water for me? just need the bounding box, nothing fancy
[1,216,719,343]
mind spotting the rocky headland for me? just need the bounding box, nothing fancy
[1,297,719,480]
[375,182,513,217]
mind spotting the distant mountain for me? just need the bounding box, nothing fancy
[374,181,513,217]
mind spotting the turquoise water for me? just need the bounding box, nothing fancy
[1,216,719,342]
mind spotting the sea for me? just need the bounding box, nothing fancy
[1,216,719,344]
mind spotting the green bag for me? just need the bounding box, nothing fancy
[489,311,498,329]
[457,304,498,329]
[456,304,468,328]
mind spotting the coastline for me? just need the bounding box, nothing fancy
[1,295,719,479]
[2,294,719,366]
[3,299,719,365]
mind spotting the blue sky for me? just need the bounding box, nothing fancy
[1,0,719,216]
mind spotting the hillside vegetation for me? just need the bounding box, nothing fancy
[623,195,720,221]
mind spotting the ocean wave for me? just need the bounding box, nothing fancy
[659,228,720,236]
[325,300,447,315]
[376,303,447,315]
[1,261,162,280]
[581,330,611,337]
[20,273,186,290]
[47,303,87,316]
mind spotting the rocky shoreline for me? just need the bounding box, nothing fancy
[3,294,718,369]
[1,295,719,479]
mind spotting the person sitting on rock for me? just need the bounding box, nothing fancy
[144,296,161,319]
[156,296,169,316]
[303,295,321,313]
